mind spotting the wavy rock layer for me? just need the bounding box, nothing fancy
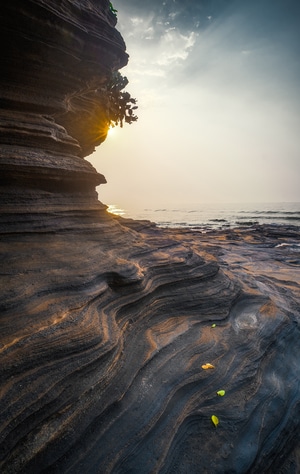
[1,220,300,473]
[0,1,300,473]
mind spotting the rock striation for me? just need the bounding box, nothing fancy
[0,1,300,473]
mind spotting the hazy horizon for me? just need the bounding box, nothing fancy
[88,0,300,210]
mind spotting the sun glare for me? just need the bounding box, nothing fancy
[107,204,126,216]
[107,125,116,136]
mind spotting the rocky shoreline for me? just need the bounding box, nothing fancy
[1,218,299,473]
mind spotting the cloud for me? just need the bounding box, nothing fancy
[115,0,240,44]
[118,13,198,87]
[156,30,197,67]
[116,0,300,113]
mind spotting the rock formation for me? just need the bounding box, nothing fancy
[0,1,299,473]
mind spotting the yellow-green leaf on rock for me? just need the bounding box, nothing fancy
[217,390,226,396]
[211,323,216,328]
[211,415,219,427]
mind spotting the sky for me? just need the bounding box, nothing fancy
[88,0,300,211]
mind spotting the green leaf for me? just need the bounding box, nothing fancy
[217,390,226,396]
[211,323,216,328]
[211,415,219,427]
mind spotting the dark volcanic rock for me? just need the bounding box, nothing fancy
[0,1,300,473]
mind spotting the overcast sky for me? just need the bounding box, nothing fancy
[88,0,300,210]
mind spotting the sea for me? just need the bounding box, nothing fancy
[107,202,300,231]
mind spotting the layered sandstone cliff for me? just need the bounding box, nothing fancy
[0,1,299,473]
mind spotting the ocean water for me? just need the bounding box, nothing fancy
[107,202,300,231]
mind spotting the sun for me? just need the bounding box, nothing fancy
[107,125,116,136]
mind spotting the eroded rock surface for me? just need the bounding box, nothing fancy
[0,1,299,473]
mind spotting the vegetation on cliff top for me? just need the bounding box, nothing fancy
[102,72,138,129]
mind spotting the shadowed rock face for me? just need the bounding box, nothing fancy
[0,1,300,473]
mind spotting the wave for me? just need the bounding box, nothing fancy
[237,215,300,221]
[111,203,300,229]
[209,218,228,223]
[235,220,259,226]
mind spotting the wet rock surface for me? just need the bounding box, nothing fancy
[1,220,299,473]
[0,1,300,473]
